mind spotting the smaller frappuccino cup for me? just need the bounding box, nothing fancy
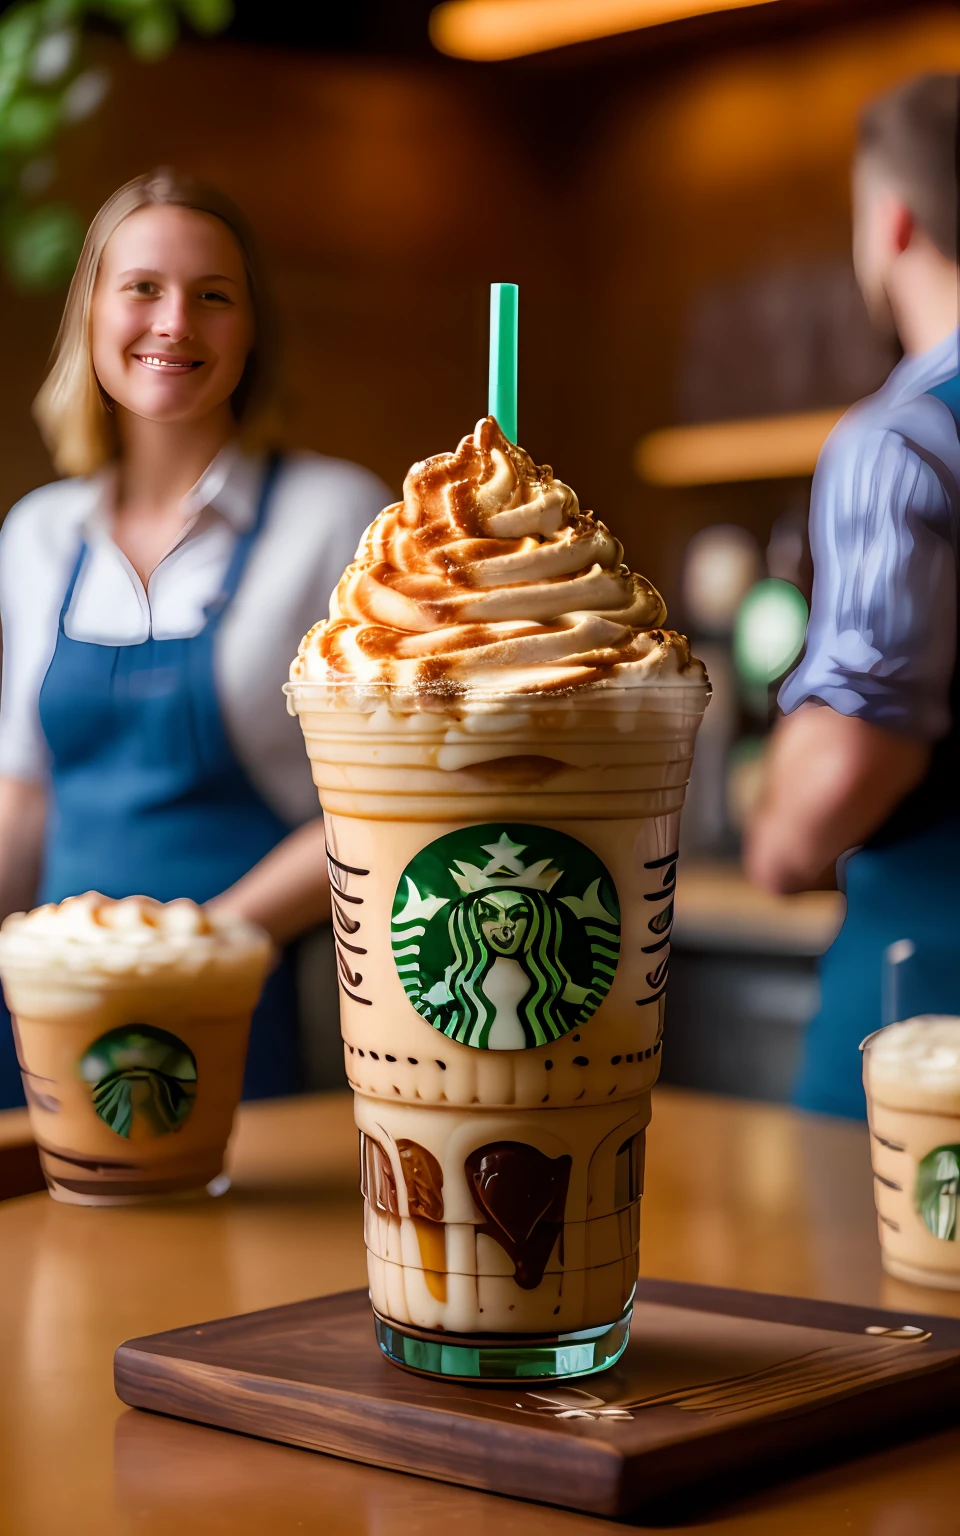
[0,893,272,1205]
[862,1016,960,1290]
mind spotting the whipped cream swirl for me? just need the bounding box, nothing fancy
[0,893,271,979]
[867,1018,960,1085]
[292,417,704,693]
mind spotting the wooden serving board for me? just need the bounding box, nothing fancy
[115,1280,960,1519]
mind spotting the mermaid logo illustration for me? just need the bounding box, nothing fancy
[392,825,620,1049]
[79,1025,197,1139]
[916,1144,960,1241]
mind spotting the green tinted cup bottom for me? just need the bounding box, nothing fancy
[373,1301,632,1382]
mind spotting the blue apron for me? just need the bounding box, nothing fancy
[796,374,960,1119]
[0,454,301,1107]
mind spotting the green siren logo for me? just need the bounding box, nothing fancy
[79,1025,197,1140]
[391,824,621,1050]
[916,1143,960,1241]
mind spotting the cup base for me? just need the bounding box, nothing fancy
[43,1170,231,1207]
[882,1253,960,1292]
[373,1299,632,1382]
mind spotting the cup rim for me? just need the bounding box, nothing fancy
[283,677,711,702]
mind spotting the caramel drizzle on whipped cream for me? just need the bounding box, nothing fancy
[0,892,272,976]
[293,417,701,692]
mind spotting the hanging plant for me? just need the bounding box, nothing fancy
[0,0,233,288]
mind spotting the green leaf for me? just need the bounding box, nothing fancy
[0,10,42,66]
[3,199,83,287]
[95,0,159,16]
[126,5,178,60]
[0,92,60,151]
[40,0,85,25]
[177,0,232,35]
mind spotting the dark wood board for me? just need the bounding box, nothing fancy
[115,1280,960,1519]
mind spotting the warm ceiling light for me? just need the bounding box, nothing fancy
[636,408,845,486]
[430,0,780,61]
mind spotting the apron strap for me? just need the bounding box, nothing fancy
[203,452,283,625]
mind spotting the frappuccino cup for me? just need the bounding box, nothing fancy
[287,416,708,1379]
[0,893,272,1205]
[863,1017,960,1290]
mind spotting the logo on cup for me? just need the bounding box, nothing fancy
[391,824,620,1050]
[916,1144,960,1241]
[79,1025,197,1139]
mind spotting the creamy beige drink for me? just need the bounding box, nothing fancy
[864,1017,960,1290]
[287,416,708,1379]
[0,893,272,1205]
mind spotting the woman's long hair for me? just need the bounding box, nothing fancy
[33,168,276,477]
[440,887,578,1049]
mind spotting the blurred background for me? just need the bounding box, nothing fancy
[2,0,956,1101]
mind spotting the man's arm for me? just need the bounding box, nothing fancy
[744,704,931,895]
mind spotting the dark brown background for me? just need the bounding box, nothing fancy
[2,2,959,612]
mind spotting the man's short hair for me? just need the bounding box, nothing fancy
[860,74,959,261]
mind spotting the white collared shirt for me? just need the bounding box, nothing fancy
[0,444,390,825]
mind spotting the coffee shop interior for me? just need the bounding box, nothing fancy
[3,2,960,1533]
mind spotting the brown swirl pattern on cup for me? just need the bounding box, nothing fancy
[292,416,703,693]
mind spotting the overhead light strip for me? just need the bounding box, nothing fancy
[636,408,845,486]
[430,0,781,62]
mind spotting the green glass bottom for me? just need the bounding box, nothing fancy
[373,1300,632,1383]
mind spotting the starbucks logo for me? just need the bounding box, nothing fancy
[391,824,620,1050]
[916,1144,960,1241]
[79,1025,197,1140]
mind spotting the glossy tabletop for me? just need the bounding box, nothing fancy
[2,1087,959,1536]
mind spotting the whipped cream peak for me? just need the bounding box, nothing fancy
[0,892,271,979]
[292,417,705,695]
[866,1016,960,1081]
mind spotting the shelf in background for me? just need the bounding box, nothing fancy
[636,407,846,485]
[665,862,843,1102]
[674,860,844,956]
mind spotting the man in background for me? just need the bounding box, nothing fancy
[746,75,960,1117]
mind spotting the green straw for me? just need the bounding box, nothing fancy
[488,281,518,443]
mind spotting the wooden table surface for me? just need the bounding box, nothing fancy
[2,1087,960,1536]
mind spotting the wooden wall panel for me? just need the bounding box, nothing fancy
[0,8,959,606]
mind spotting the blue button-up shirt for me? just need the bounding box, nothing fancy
[780,328,960,741]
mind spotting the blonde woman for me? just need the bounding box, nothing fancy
[0,170,388,1107]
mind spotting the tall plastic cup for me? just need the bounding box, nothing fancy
[287,678,708,1380]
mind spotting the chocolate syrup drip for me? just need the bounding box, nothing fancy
[359,1132,399,1217]
[465,1141,571,1290]
[396,1138,444,1222]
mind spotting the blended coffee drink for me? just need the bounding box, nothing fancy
[287,416,708,1379]
[863,1017,960,1290]
[0,892,271,1205]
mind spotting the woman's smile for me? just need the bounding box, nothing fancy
[133,354,205,372]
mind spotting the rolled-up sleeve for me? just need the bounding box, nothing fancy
[0,497,60,782]
[779,426,956,740]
